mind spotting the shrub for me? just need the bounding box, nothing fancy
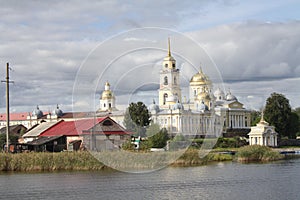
[237,145,283,162]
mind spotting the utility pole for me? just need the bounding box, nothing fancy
[1,63,13,153]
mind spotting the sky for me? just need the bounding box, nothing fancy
[1,0,300,113]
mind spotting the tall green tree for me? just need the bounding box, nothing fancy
[264,92,292,138]
[287,111,300,138]
[123,101,151,137]
[148,128,169,148]
[251,110,261,126]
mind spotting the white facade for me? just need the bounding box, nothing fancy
[248,116,278,147]
[96,39,251,137]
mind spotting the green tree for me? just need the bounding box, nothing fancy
[146,123,160,137]
[264,92,292,138]
[0,134,19,150]
[251,110,261,126]
[148,128,169,148]
[287,112,300,139]
[123,102,151,137]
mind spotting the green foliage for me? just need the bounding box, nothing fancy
[139,140,152,151]
[148,128,169,148]
[216,137,247,148]
[172,134,186,142]
[121,139,135,151]
[146,123,160,137]
[123,102,151,137]
[287,112,300,139]
[0,152,104,171]
[237,145,283,162]
[191,137,247,149]
[264,92,292,138]
[0,134,20,150]
[251,110,261,126]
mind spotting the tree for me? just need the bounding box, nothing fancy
[287,111,300,138]
[293,107,300,136]
[251,110,261,126]
[0,133,19,150]
[146,123,160,137]
[123,101,151,137]
[264,92,292,138]
[148,128,169,148]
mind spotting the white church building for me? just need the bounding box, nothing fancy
[97,39,251,137]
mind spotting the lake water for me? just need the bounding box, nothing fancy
[1,159,300,200]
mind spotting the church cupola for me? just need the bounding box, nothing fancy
[99,81,117,112]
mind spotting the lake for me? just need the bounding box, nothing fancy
[0,159,300,200]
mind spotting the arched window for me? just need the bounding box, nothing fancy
[103,103,106,108]
[165,64,168,68]
[164,76,168,85]
[163,93,168,105]
[109,103,111,108]
[172,63,175,68]
[174,77,177,84]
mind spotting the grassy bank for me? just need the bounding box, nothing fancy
[171,149,233,166]
[0,151,105,172]
[0,150,234,172]
[237,145,284,162]
[0,146,292,172]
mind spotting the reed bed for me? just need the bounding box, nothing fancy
[0,151,104,172]
[237,145,284,162]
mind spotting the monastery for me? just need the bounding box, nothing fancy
[0,39,251,138]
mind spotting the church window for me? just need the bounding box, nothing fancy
[109,103,111,108]
[174,77,177,84]
[103,103,106,108]
[163,93,168,105]
[164,76,168,85]
[172,63,175,68]
[165,64,168,68]
[194,90,196,96]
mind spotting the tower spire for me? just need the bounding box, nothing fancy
[168,37,171,57]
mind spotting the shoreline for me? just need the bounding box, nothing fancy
[0,147,299,172]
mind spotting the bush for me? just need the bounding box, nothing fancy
[237,145,283,162]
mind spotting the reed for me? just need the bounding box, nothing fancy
[237,145,284,162]
[0,151,104,172]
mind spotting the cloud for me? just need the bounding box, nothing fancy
[1,1,300,112]
[188,21,300,82]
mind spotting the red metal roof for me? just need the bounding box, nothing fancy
[0,112,50,121]
[40,117,107,137]
[40,116,132,136]
[0,112,29,121]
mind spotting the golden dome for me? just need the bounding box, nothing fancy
[101,90,113,100]
[190,70,210,85]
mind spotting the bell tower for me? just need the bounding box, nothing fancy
[158,38,182,109]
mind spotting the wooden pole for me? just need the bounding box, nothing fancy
[5,63,10,153]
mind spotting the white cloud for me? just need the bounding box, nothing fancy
[1,1,300,112]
